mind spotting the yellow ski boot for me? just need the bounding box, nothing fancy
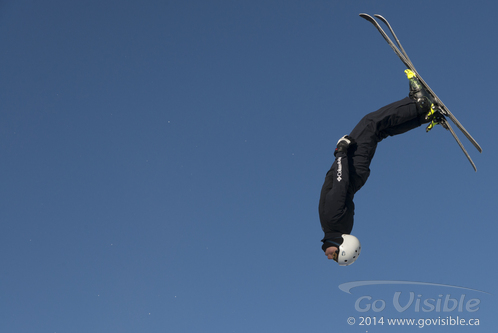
[405,69,440,131]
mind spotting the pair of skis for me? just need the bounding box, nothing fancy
[359,13,482,171]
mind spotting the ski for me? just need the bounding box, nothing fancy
[366,13,482,154]
[359,13,482,171]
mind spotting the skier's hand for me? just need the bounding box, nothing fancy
[325,246,339,261]
[335,135,355,156]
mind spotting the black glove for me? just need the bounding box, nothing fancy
[334,135,355,156]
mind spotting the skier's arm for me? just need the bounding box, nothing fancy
[319,152,351,238]
[319,136,355,243]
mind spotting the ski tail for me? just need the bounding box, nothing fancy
[440,116,477,171]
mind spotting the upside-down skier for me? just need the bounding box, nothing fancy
[319,70,439,266]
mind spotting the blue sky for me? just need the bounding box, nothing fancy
[1,0,496,332]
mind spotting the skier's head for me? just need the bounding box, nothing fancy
[326,234,361,266]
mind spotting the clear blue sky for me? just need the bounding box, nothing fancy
[1,1,496,332]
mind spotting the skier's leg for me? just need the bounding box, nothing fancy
[348,97,424,192]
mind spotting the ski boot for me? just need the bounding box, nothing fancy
[405,69,441,131]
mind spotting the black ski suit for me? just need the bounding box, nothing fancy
[319,97,425,251]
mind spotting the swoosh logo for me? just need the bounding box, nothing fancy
[338,280,491,295]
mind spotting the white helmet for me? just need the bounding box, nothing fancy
[336,234,361,266]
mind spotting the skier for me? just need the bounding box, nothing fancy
[319,70,438,266]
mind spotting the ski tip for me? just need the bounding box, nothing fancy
[359,13,374,21]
